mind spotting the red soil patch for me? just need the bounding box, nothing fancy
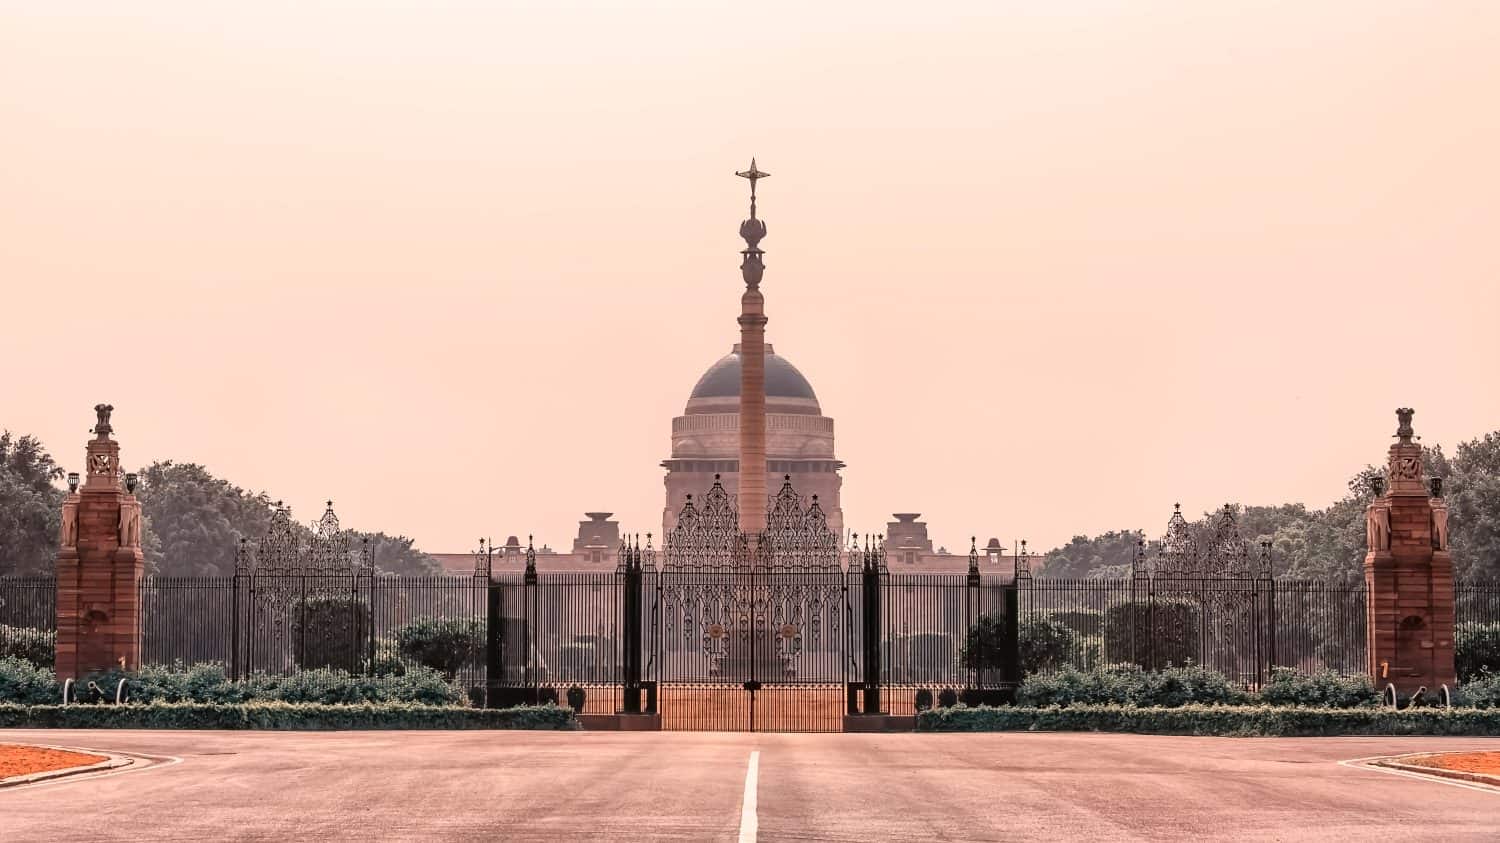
[0,744,107,780]
[1408,752,1500,776]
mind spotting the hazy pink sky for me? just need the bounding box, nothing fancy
[3,2,1497,555]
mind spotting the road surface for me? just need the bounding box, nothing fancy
[3,730,1498,841]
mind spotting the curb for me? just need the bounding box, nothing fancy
[0,745,136,788]
[1372,754,1500,790]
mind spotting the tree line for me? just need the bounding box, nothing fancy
[4,425,1498,580]
[0,432,438,577]
[1042,431,1500,581]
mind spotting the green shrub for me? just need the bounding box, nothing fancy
[959,613,1007,670]
[369,638,407,677]
[566,685,586,712]
[913,688,933,711]
[1104,599,1201,670]
[917,703,1500,736]
[1257,667,1378,708]
[0,625,55,667]
[395,618,483,679]
[1456,671,1500,709]
[937,687,958,708]
[291,595,371,672]
[1016,663,1247,708]
[1017,615,1082,675]
[0,701,577,730]
[1047,610,1104,637]
[1456,623,1500,682]
[0,656,60,705]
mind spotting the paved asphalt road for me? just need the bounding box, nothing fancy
[3,730,1499,841]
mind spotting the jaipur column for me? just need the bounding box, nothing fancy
[735,160,770,536]
[54,404,146,680]
[1363,407,1456,693]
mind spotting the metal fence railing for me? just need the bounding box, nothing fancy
[3,574,1498,704]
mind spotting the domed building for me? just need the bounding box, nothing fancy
[661,343,844,538]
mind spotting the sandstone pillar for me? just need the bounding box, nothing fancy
[1363,407,1456,692]
[735,160,770,536]
[54,404,145,680]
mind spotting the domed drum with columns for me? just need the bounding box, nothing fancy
[661,343,844,538]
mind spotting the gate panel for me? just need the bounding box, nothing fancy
[652,568,852,732]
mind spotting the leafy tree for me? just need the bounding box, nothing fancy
[395,617,483,678]
[1041,530,1147,579]
[1445,433,1500,580]
[135,464,441,576]
[1015,614,1083,675]
[133,462,277,576]
[0,432,64,575]
[352,531,442,576]
[1039,435,1499,581]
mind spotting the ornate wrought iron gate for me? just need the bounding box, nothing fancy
[231,502,375,677]
[646,477,854,731]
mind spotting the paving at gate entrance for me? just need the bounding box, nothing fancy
[3,730,1499,841]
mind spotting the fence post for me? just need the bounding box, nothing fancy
[966,537,980,689]
[486,578,502,702]
[1003,580,1020,689]
[1267,575,1277,672]
[523,536,538,696]
[362,539,375,676]
[230,572,242,679]
[861,536,883,715]
[621,536,643,715]
[297,574,308,672]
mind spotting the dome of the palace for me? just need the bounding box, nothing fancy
[689,344,818,402]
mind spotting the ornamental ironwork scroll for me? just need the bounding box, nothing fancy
[756,476,842,572]
[1149,504,1270,580]
[233,501,371,673]
[1142,504,1275,679]
[662,475,743,572]
[654,475,849,681]
[235,501,369,575]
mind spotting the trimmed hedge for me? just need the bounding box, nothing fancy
[917,703,1500,736]
[76,663,465,707]
[0,701,577,730]
[0,660,467,707]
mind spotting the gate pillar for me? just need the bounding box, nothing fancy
[860,536,883,715]
[55,405,145,681]
[620,536,644,714]
[1364,408,1456,693]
